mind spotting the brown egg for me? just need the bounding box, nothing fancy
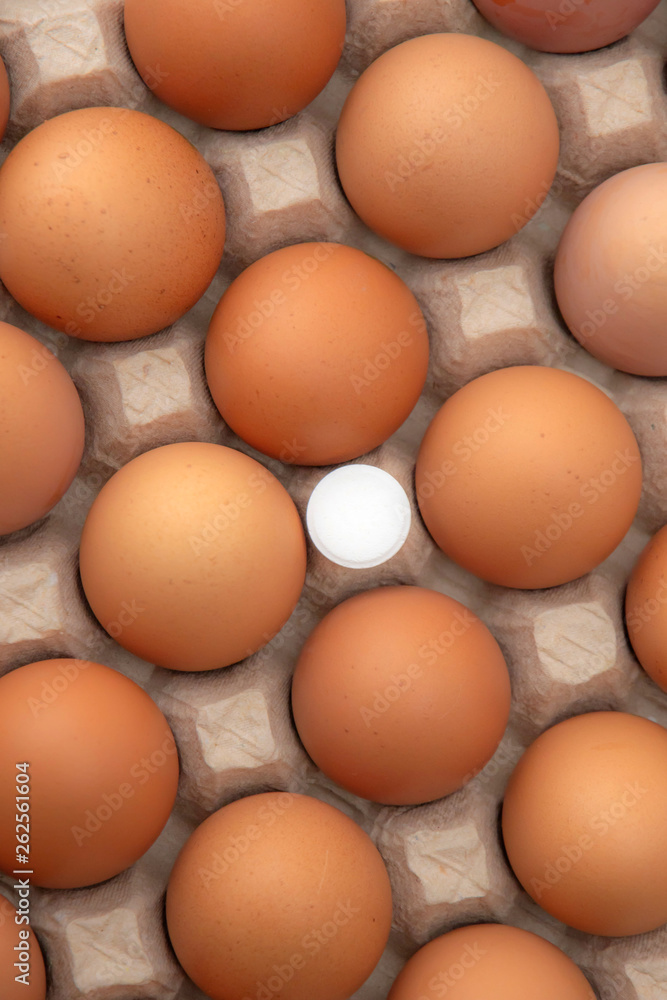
[0,659,178,889]
[388,924,595,1000]
[79,442,307,671]
[472,0,660,54]
[0,55,9,142]
[626,524,667,693]
[416,366,642,589]
[502,712,667,936]
[166,792,392,1000]
[335,34,560,259]
[0,894,47,1000]
[0,108,225,342]
[291,586,511,805]
[555,164,667,376]
[124,0,346,131]
[205,243,429,466]
[0,321,84,535]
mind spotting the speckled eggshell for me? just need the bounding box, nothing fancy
[0,107,225,342]
[415,366,642,589]
[79,442,307,671]
[335,33,560,259]
[291,586,511,805]
[124,0,346,130]
[554,163,667,376]
[205,242,429,466]
[0,659,179,890]
[502,712,667,937]
[0,320,84,536]
[166,792,393,1000]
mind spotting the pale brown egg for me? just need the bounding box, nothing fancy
[205,243,429,466]
[472,0,660,54]
[0,107,225,342]
[124,0,346,131]
[0,55,9,142]
[335,33,559,259]
[415,366,642,589]
[502,712,667,936]
[626,524,667,693]
[0,659,179,889]
[0,893,47,1000]
[166,792,392,1000]
[291,586,511,805]
[0,321,84,536]
[388,924,595,1000]
[79,442,307,671]
[555,163,667,376]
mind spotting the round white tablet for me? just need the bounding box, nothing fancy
[306,465,411,569]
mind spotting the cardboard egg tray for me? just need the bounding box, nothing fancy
[2,1,667,997]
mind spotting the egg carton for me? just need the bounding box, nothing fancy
[2,1,667,998]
